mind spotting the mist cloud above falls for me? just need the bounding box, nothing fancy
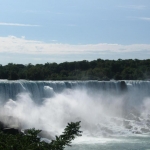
[0,88,125,136]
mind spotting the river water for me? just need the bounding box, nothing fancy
[66,136,150,150]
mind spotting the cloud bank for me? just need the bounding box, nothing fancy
[0,36,150,55]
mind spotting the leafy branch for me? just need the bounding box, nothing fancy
[0,121,82,150]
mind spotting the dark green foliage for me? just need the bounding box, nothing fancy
[0,121,82,150]
[0,59,150,80]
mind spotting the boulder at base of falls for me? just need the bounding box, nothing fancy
[0,116,21,135]
[0,121,5,130]
[123,120,129,125]
[100,126,113,135]
[123,120,132,129]
[125,125,132,129]
[146,120,150,127]
[141,128,150,133]
[132,131,142,134]
[3,128,20,135]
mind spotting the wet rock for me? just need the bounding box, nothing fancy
[141,128,150,133]
[135,117,140,122]
[3,128,20,135]
[126,125,132,129]
[134,127,138,130]
[146,120,150,127]
[0,121,5,130]
[123,120,132,129]
[123,120,130,126]
[132,131,141,134]
[101,127,113,134]
[147,120,150,123]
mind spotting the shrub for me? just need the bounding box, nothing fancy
[0,121,82,150]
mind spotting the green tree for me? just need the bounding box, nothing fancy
[1,59,150,80]
[0,121,82,150]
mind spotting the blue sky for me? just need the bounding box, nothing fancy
[0,0,150,65]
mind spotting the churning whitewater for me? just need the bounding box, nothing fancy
[0,80,150,142]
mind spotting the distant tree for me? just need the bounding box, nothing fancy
[1,59,150,80]
[8,71,19,80]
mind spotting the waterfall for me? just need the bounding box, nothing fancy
[0,80,127,104]
[0,80,150,137]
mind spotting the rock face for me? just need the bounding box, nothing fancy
[3,128,20,135]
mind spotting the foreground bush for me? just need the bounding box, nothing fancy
[0,121,82,150]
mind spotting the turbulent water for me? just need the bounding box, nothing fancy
[0,80,150,149]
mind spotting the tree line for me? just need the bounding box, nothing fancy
[0,59,150,80]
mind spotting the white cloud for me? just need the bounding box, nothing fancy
[0,22,40,27]
[0,36,150,65]
[0,36,150,55]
